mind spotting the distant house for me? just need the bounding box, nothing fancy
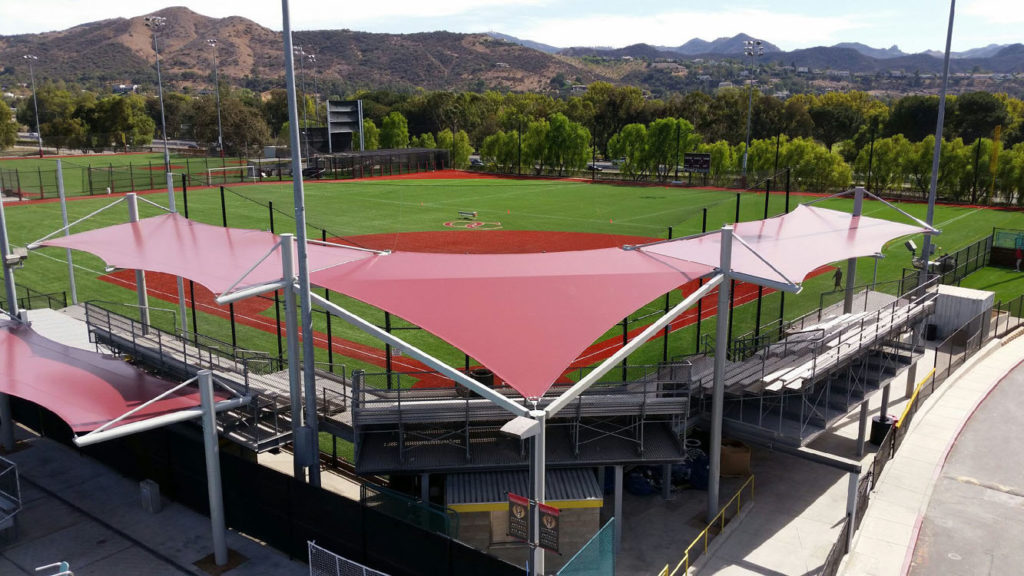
[717,81,735,89]
[621,56,634,61]
[494,62,510,68]
[796,67,809,74]
[571,85,588,94]
[113,83,139,94]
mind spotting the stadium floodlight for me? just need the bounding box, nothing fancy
[23,55,42,158]
[207,39,225,158]
[293,46,310,160]
[144,16,171,173]
[741,39,764,183]
[146,14,188,336]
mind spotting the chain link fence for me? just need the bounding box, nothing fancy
[309,541,389,576]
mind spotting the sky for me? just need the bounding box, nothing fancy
[0,0,1020,54]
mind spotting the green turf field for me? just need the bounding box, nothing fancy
[0,152,249,197]
[957,266,1024,303]
[6,177,1024,384]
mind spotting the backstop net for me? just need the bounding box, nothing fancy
[557,518,615,576]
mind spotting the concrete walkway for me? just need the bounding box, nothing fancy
[841,334,1024,575]
[689,332,1024,576]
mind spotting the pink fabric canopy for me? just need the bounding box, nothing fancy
[36,204,930,400]
[41,213,373,295]
[309,249,712,398]
[0,319,222,432]
[642,205,925,287]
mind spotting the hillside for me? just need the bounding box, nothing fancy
[0,7,605,93]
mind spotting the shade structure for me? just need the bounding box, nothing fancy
[309,249,713,398]
[642,205,927,288]
[41,213,374,296]
[0,319,222,432]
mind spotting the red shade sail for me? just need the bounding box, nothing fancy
[0,320,219,432]
[642,205,926,287]
[309,249,712,398]
[41,213,373,295]
[35,204,930,400]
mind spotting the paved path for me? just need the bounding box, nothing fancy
[842,334,1024,575]
[907,355,1024,575]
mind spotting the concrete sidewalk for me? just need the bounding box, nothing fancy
[693,333,1024,575]
[840,334,1024,576]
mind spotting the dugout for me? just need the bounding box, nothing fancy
[445,469,603,571]
[991,228,1024,268]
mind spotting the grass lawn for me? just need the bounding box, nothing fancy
[7,177,1024,387]
[957,266,1024,303]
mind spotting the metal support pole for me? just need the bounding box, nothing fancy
[281,234,303,479]
[127,194,150,328]
[420,473,430,504]
[614,465,623,552]
[920,0,956,287]
[844,187,864,314]
[0,394,13,451]
[198,370,229,566]
[880,384,891,425]
[857,401,868,458]
[846,472,859,551]
[662,464,673,500]
[283,0,321,487]
[528,410,546,576]
[708,228,733,523]
[56,160,78,304]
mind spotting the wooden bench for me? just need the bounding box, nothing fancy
[458,210,478,220]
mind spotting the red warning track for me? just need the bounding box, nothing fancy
[99,229,833,390]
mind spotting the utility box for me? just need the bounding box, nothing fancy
[930,285,994,341]
[140,479,162,514]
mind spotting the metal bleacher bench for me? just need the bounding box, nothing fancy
[458,210,478,220]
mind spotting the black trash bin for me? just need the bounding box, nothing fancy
[457,368,494,397]
[869,414,897,445]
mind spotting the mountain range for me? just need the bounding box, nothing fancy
[0,7,1020,97]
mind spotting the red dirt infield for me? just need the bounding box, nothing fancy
[98,228,832,390]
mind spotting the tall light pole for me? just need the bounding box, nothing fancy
[207,39,225,158]
[146,15,189,337]
[23,55,42,157]
[293,45,310,161]
[741,39,764,183]
[144,16,171,174]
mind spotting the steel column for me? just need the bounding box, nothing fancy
[126,194,150,328]
[844,187,864,314]
[281,234,303,479]
[709,225,734,523]
[198,370,229,566]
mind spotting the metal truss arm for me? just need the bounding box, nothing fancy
[308,291,530,418]
[545,274,723,418]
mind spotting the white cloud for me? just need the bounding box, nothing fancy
[506,9,870,50]
[961,0,1024,24]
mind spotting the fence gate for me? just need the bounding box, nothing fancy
[309,541,389,576]
[557,518,615,576]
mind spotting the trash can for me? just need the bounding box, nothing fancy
[869,415,897,445]
[469,368,494,388]
[925,324,938,341]
[140,479,162,514]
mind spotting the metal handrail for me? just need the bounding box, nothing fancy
[662,475,756,576]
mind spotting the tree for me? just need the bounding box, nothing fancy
[480,130,520,173]
[608,123,648,180]
[193,92,270,155]
[380,111,409,149]
[808,94,864,152]
[854,135,912,193]
[41,117,88,153]
[544,113,590,176]
[0,109,16,149]
[436,128,473,168]
[951,92,1009,143]
[411,133,436,148]
[645,118,698,181]
[262,89,290,139]
[359,119,380,151]
[885,96,939,142]
[90,94,156,149]
[521,118,550,175]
